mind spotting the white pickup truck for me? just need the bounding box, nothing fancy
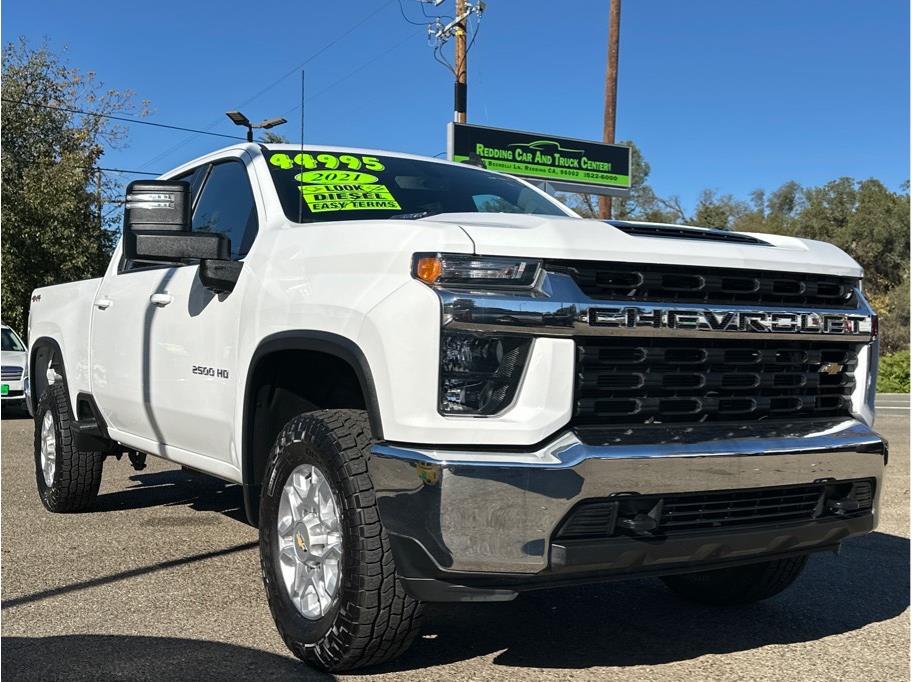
[26,143,886,671]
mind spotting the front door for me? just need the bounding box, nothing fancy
[91,154,260,469]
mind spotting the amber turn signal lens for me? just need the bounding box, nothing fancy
[415,256,443,284]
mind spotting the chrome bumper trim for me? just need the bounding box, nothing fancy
[370,419,885,574]
[439,273,874,342]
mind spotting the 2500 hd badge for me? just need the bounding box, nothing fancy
[192,365,229,379]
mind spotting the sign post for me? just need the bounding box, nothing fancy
[447,122,631,197]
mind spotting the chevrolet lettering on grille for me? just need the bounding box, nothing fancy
[589,307,873,337]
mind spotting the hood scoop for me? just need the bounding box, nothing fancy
[606,220,771,246]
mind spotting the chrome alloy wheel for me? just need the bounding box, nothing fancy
[40,410,56,487]
[277,464,343,620]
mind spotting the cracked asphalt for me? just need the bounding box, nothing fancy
[1,397,908,680]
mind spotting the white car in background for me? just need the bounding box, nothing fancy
[1,324,27,412]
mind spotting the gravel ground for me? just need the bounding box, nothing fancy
[1,400,908,681]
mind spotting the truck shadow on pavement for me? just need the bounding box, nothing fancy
[1,535,906,677]
[2,634,324,681]
[92,468,249,524]
[381,531,910,672]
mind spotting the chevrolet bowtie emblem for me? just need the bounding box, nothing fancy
[820,362,844,375]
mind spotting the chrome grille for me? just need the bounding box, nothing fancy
[574,338,858,426]
[1,366,23,381]
[545,260,858,308]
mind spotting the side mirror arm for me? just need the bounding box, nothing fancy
[199,259,243,294]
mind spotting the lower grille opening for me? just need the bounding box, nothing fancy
[553,479,875,542]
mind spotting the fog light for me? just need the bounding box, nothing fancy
[439,331,531,414]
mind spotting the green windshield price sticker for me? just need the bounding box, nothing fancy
[299,184,401,213]
[269,153,385,172]
[1,384,8,396]
[295,171,378,185]
[270,152,401,213]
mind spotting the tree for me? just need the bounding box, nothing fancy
[1,40,145,336]
[563,140,683,223]
[261,131,290,143]
[688,189,749,229]
[873,269,910,354]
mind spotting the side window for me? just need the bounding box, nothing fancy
[192,161,258,259]
[181,165,210,210]
[472,193,522,213]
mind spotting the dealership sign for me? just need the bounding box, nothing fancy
[447,122,631,196]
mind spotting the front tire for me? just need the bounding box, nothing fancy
[259,409,423,672]
[34,383,104,512]
[661,555,809,605]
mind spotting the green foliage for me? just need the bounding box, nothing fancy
[1,39,144,336]
[869,270,909,355]
[878,350,910,393]
[688,189,748,229]
[561,140,685,223]
[260,131,290,143]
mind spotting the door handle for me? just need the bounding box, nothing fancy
[94,298,113,310]
[150,293,174,307]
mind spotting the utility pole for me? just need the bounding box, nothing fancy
[454,0,468,122]
[599,0,621,219]
[419,1,484,122]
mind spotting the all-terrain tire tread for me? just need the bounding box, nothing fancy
[261,409,423,672]
[35,383,104,513]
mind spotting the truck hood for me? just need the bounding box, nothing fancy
[422,213,863,278]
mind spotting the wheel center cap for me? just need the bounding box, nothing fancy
[292,524,310,560]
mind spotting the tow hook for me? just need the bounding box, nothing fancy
[825,497,860,516]
[127,451,147,471]
[616,499,664,535]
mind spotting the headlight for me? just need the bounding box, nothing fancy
[414,253,541,289]
[439,331,531,414]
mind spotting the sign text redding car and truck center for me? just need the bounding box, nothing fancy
[448,122,632,196]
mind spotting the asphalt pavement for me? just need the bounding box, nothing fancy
[1,397,908,681]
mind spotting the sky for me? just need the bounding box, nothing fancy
[3,0,909,213]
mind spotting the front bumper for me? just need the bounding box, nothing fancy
[370,418,885,600]
[1,379,25,403]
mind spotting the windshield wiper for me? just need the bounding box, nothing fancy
[390,210,445,220]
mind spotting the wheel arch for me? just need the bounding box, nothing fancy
[29,336,69,411]
[241,330,383,526]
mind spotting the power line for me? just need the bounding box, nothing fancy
[398,0,427,26]
[1,98,246,141]
[404,1,485,121]
[136,0,398,170]
[98,167,161,176]
[280,30,423,118]
[236,0,397,110]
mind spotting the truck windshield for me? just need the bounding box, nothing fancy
[265,150,570,223]
[1,327,25,352]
